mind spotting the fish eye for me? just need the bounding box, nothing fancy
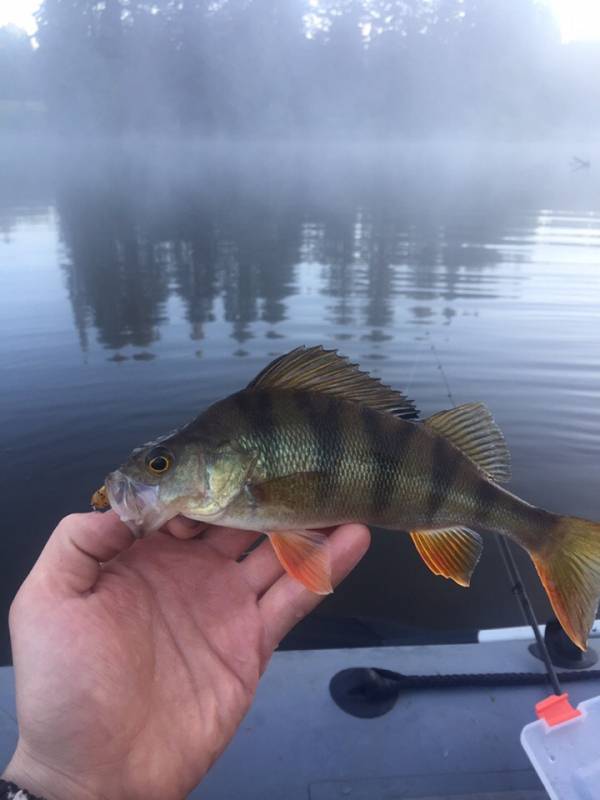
[146,447,173,475]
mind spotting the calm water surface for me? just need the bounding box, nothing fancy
[2,143,600,664]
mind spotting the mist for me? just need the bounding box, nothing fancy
[2,0,600,141]
[2,1,600,664]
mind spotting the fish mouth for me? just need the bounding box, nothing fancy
[105,471,173,537]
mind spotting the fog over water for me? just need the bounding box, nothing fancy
[3,0,600,139]
[2,0,600,665]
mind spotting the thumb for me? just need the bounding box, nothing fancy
[31,512,134,595]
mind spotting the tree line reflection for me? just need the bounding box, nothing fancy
[35,151,535,354]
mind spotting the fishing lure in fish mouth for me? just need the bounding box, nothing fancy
[92,345,600,650]
[91,485,109,511]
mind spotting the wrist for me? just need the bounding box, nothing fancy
[3,748,102,800]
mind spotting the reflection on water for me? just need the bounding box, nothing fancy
[53,155,523,353]
[2,146,540,360]
[2,144,600,664]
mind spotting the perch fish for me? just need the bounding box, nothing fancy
[93,346,600,650]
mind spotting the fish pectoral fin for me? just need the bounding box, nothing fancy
[423,402,511,484]
[248,472,324,507]
[267,528,333,595]
[410,527,483,587]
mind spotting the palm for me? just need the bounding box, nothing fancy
[24,534,264,796]
[6,514,369,800]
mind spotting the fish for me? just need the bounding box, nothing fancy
[95,345,600,650]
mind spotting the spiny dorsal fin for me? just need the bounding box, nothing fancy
[247,346,418,420]
[424,402,510,483]
[410,527,483,587]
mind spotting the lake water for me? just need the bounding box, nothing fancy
[2,141,600,665]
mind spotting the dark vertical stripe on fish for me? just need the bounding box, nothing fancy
[291,390,314,437]
[427,437,461,523]
[235,390,275,440]
[475,478,497,527]
[361,406,394,518]
[294,391,340,508]
[317,393,343,506]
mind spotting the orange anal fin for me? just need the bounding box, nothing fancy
[268,529,332,595]
[410,527,482,587]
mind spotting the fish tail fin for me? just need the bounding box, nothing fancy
[531,515,600,650]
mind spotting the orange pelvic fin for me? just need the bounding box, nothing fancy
[268,529,332,595]
[410,527,483,587]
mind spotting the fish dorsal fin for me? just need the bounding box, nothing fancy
[247,346,419,419]
[424,402,511,483]
[410,527,483,587]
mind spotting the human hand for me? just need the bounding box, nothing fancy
[2,512,370,800]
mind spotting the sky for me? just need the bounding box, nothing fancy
[0,0,40,36]
[2,0,600,43]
